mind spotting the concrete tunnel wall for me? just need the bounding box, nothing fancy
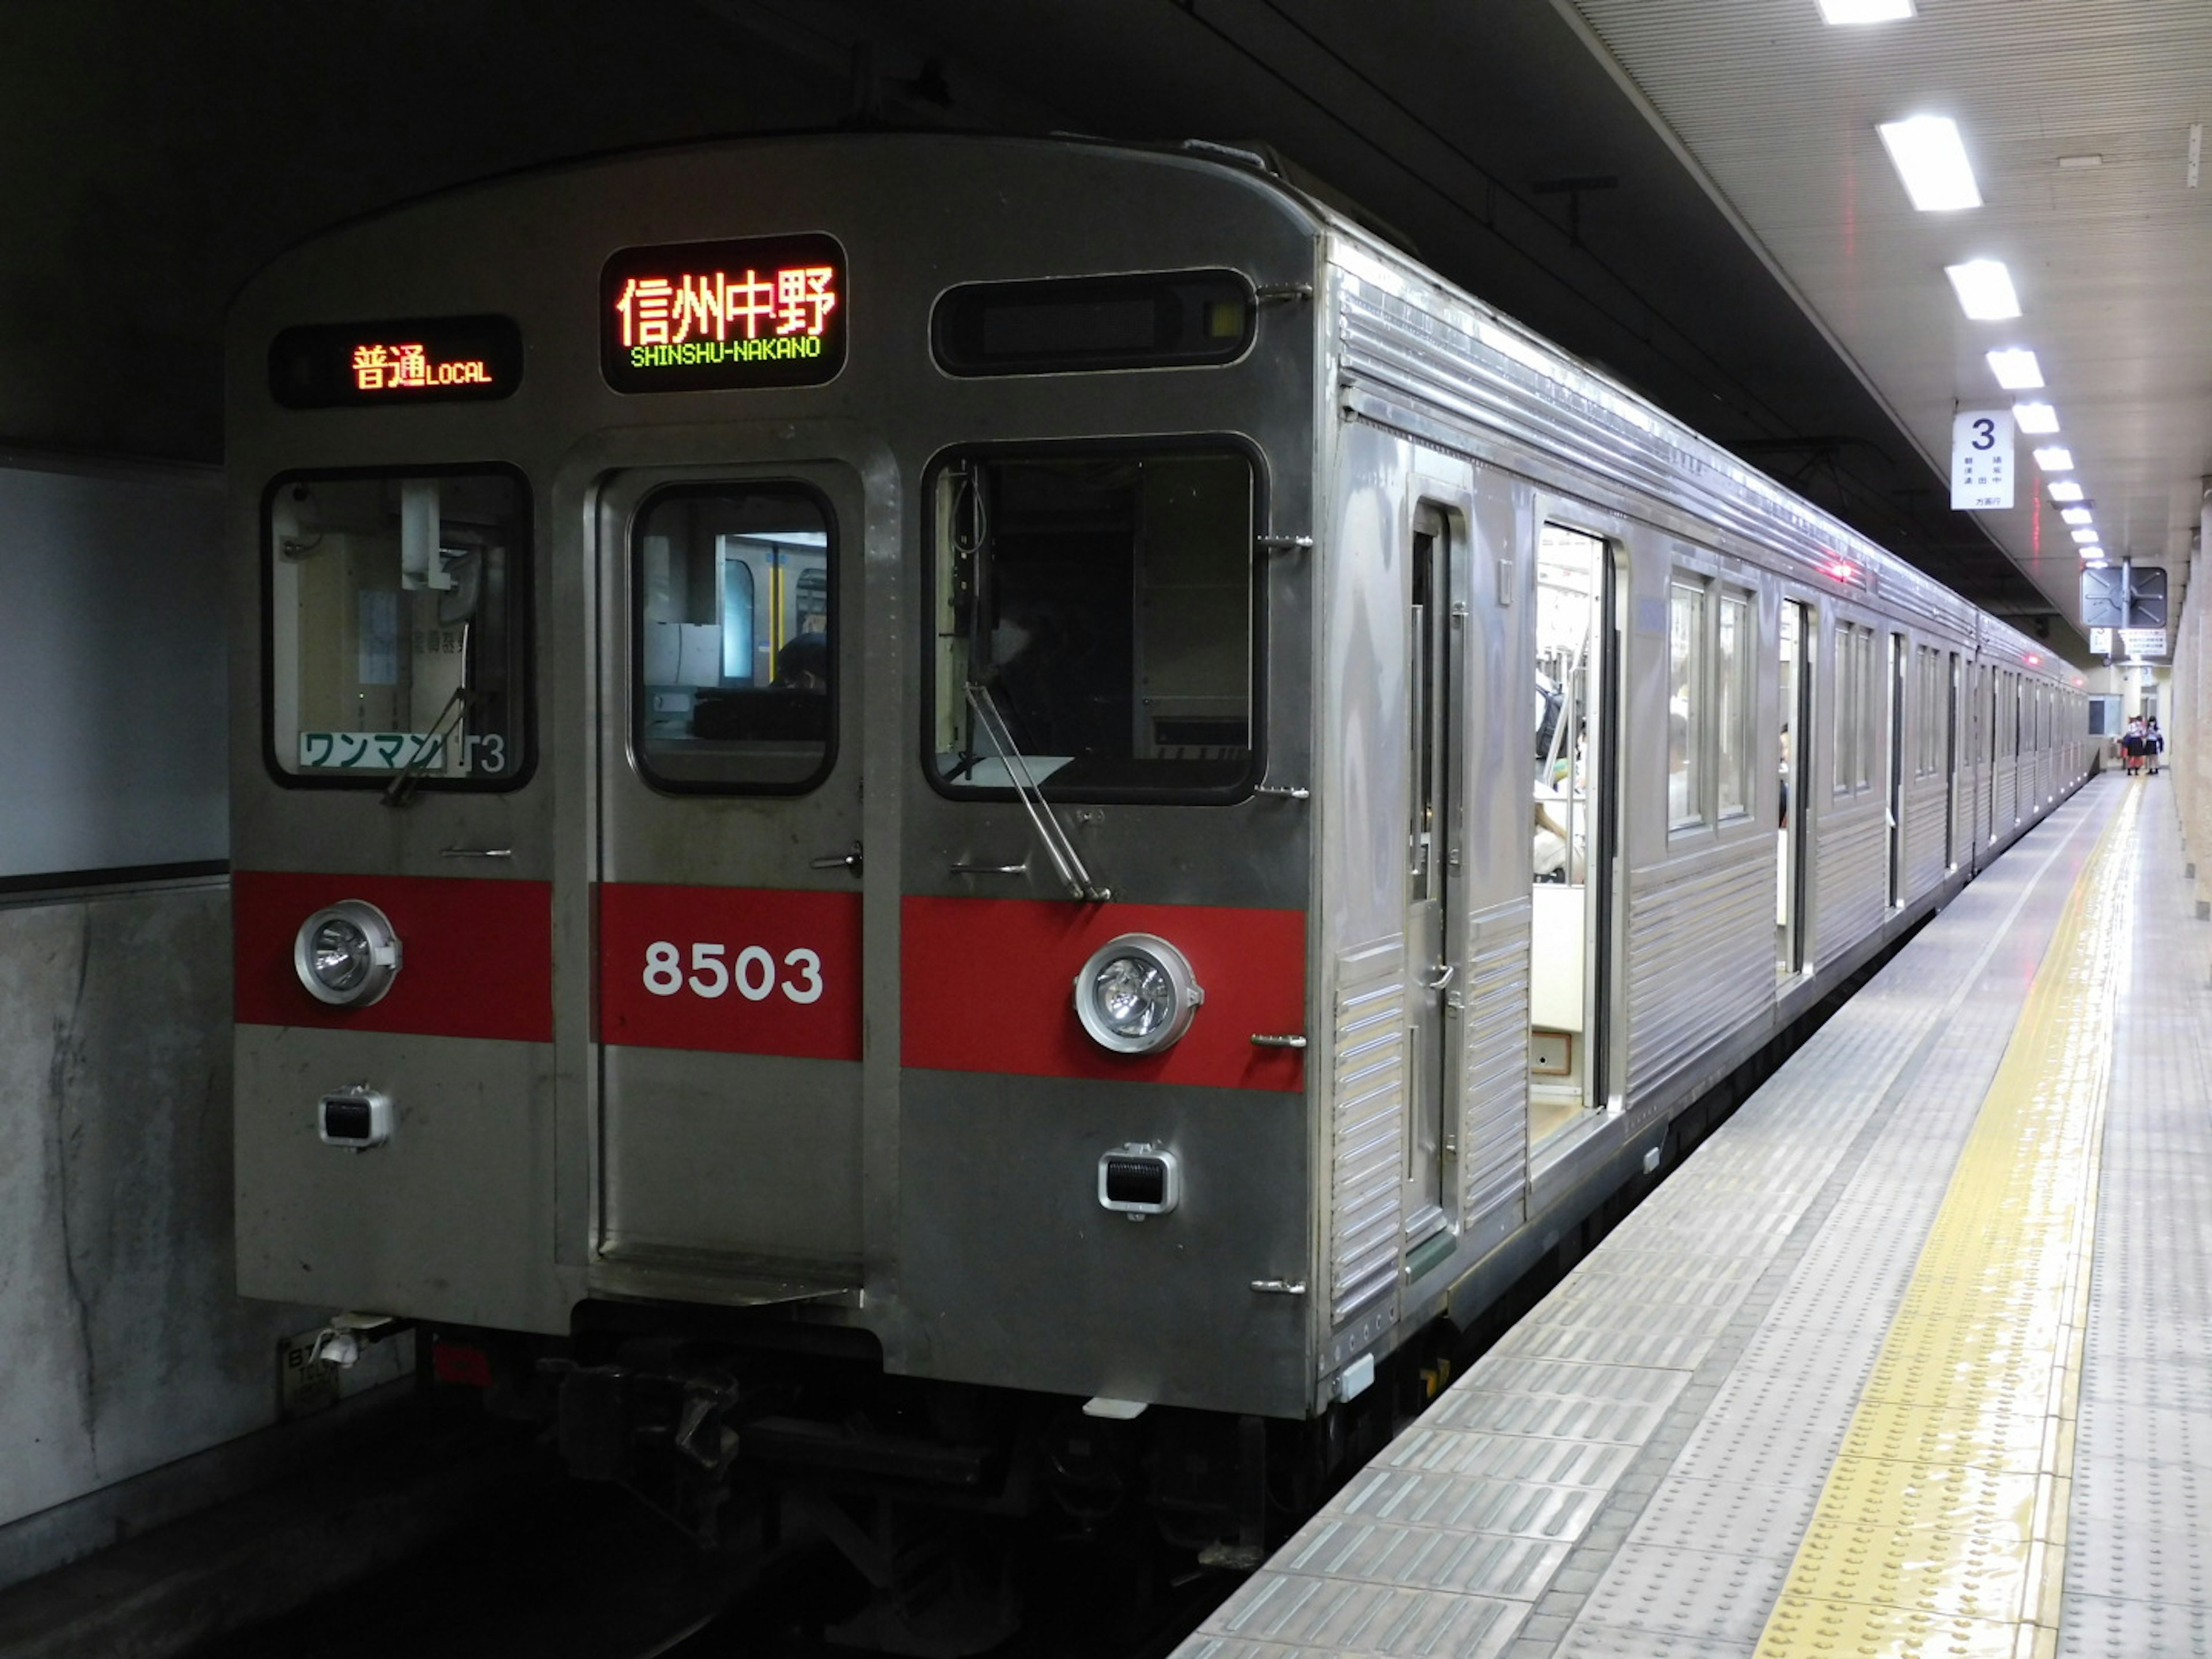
[0,457,355,1583]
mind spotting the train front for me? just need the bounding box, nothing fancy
[226,135,1332,1575]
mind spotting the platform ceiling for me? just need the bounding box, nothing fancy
[9,0,2204,661]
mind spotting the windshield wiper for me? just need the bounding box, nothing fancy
[381,683,480,809]
[964,683,1109,902]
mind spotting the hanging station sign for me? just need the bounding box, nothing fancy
[1949,408,2015,510]
[268,316,524,408]
[600,233,846,393]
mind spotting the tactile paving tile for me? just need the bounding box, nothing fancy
[1459,1357,1693,1407]
[2056,1592,2212,1659]
[1503,1324,1719,1370]
[1628,1476,1823,1560]
[1271,1514,1573,1599]
[2073,1357,2212,1411]
[1786,1517,2035,1621]
[1550,1627,1756,1658]
[2071,1403,2212,1469]
[1368,1426,1638,1490]
[1328,1465,1609,1545]
[2061,1514,2212,1612]
[1194,1571,1528,1658]
[2056,801,2212,1656]
[1422,1391,1679,1446]
[1576,1541,1793,1643]
[1669,1377,1868,1495]
[1804,1457,2041,1541]
[1759,1593,2020,1657]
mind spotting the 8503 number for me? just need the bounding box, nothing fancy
[642,941,824,1004]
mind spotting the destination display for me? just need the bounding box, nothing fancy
[600,233,846,393]
[269,316,523,408]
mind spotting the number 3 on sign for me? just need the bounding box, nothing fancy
[642,941,823,1003]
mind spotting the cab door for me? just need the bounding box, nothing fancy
[591,460,868,1298]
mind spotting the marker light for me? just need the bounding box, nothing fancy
[1824,558,1857,581]
[1073,934,1204,1054]
[2049,480,2086,503]
[2061,507,2093,526]
[1878,116,1983,211]
[2073,529,2101,545]
[1819,0,1914,19]
[1986,349,2044,389]
[2014,401,2061,434]
[2033,446,2075,471]
[293,900,403,1007]
[1944,260,2021,320]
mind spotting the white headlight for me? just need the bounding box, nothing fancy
[293,900,403,1007]
[1073,934,1203,1054]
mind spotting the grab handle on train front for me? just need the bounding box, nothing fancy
[809,842,863,876]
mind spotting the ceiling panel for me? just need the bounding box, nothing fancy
[1558,0,2212,635]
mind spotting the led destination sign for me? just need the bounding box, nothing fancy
[268,316,522,409]
[601,233,846,393]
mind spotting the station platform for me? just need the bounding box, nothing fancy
[1181,772,2202,1659]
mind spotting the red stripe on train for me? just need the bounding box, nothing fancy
[233,870,552,1043]
[901,897,1306,1092]
[599,884,863,1061]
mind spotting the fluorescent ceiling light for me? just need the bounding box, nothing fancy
[1986,348,2044,389]
[2014,401,2061,433]
[2072,529,2100,545]
[1820,0,1914,20]
[1945,259,2021,320]
[2033,446,2075,471]
[2049,480,2086,503]
[1878,116,1983,210]
[2061,507,2093,526]
[2058,154,2104,169]
[2084,556,2108,567]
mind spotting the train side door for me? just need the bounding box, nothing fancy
[1887,631,1906,908]
[1528,524,1616,1145]
[1945,652,1960,870]
[1403,505,1460,1248]
[591,462,869,1299]
[1777,599,1813,976]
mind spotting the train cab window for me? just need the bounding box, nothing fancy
[266,468,528,787]
[632,485,834,791]
[928,449,1256,800]
[1666,581,1706,828]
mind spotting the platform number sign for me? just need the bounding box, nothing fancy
[1950,408,2015,511]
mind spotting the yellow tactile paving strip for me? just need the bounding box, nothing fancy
[1755,785,2139,1659]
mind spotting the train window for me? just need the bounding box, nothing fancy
[932,271,1254,377]
[927,449,1256,801]
[631,485,835,792]
[1920,647,1943,776]
[1667,581,1706,828]
[1832,622,1854,794]
[1854,627,1876,790]
[265,468,529,789]
[1715,593,1752,820]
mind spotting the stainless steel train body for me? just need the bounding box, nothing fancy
[228,134,2085,1495]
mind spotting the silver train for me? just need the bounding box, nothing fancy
[229,134,2086,1575]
